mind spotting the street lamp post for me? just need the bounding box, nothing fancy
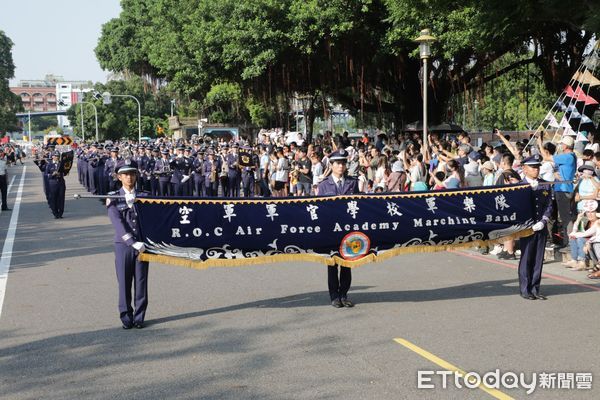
[82,101,99,142]
[102,92,142,142]
[415,28,436,147]
[28,110,31,142]
[473,99,479,132]
[80,103,85,142]
[171,99,176,117]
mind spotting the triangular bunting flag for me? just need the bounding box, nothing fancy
[575,86,599,106]
[559,116,572,129]
[565,104,579,113]
[584,55,599,71]
[565,85,599,106]
[573,70,600,87]
[565,85,575,98]
[545,112,560,128]
[575,131,589,142]
[533,44,599,150]
[566,108,582,119]
[564,125,577,136]
[579,122,596,132]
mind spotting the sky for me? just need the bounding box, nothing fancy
[0,0,122,86]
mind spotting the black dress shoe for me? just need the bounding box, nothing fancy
[340,297,354,308]
[533,294,547,300]
[520,294,536,300]
[1,208,10,211]
[122,323,133,329]
[498,251,516,260]
[331,298,343,308]
[134,322,144,329]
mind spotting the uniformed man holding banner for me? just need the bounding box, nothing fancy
[318,149,359,308]
[518,154,554,300]
[107,159,149,329]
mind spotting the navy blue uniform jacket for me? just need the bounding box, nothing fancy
[107,188,147,246]
[523,178,554,223]
[318,175,359,196]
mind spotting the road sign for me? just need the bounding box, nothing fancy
[46,136,73,146]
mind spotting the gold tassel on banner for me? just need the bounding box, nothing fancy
[138,229,534,271]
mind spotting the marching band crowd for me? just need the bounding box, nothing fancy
[19,127,600,281]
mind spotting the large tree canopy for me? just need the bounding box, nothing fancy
[96,0,598,137]
[0,30,23,134]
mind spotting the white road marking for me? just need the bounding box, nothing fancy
[0,166,27,320]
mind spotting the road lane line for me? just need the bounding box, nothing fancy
[8,175,16,192]
[450,250,600,292]
[0,166,27,320]
[393,337,514,400]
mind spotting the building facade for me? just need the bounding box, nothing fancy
[9,74,94,128]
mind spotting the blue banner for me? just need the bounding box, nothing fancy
[137,185,535,268]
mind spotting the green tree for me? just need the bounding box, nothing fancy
[0,30,23,134]
[29,116,59,133]
[204,82,243,123]
[95,0,598,139]
[451,52,555,131]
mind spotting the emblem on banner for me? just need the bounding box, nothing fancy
[239,147,253,166]
[58,150,74,176]
[340,232,371,260]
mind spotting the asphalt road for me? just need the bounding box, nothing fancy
[0,161,598,400]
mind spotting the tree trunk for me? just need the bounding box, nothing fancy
[305,97,316,144]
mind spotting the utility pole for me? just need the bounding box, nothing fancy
[80,103,85,142]
[28,110,31,142]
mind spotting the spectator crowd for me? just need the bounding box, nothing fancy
[25,126,600,279]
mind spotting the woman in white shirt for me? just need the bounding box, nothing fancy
[275,151,290,196]
[374,155,390,191]
[539,142,556,182]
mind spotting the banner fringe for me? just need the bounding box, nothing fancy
[138,229,534,270]
[136,184,530,205]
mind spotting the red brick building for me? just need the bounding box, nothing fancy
[10,85,57,112]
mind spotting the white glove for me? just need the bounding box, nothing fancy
[125,193,136,208]
[532,221,545,232]
[132,242,146,253]
[181,175,190,183]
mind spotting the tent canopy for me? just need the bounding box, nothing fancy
[404,121,465,133]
